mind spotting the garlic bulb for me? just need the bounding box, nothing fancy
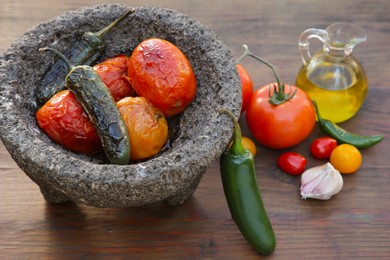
[300,162,343,200]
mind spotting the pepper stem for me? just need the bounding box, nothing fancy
[39,47,74,70]
[94,8,135,39]
[218,109,246,155]
[237,44,297,106]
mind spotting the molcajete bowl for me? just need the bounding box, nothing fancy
[0,4,241,207]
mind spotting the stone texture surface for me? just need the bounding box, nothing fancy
[0,4,241,207]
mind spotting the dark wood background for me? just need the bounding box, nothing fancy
[1,0,389,259]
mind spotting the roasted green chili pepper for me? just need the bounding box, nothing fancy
[313,100,383,149]
[36,8,135,104]
[219,109,276,256]
[40,47,130,165]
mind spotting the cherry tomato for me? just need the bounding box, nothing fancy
[236,64,253,113]
[310,137,338,159]
[229,136,256,156]
[242,136,257,157]
[127,38,197,117]
[36,90,102,154]
[277,152,307,175]
[246,83,316,149]
[93,54,135,102]
[117,96,168,161]
[330,144,362,174]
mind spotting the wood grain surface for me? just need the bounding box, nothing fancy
[1,0,389,259]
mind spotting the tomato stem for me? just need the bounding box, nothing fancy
[237,44,297,106]
[237,45,282,90]
[268,83,297,105]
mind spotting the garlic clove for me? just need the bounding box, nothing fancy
[300,162,343,200]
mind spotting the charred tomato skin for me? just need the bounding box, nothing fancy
[36,90,102,154]
[117,96,168,161]
[127,38,196,117]
[93,54,135,102]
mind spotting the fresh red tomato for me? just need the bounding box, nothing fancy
[277,152,307,175]
[245,83,316,149]
[236,64,253,113]
[93,54,135,102]
[36,90,102,154]
[310,137,338,159]
[127,38,197,117]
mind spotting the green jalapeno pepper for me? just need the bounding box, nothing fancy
[313,100,383,149]
[40,47,130,165]
[219,109,276,255]
[36,8,135,104]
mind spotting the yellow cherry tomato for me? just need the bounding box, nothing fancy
[229,136,257,156]
[242,136,257,157]
[330,144,362,174]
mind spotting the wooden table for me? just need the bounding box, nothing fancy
[1,0,389,258]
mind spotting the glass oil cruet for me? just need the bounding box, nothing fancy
[296,22,368,123]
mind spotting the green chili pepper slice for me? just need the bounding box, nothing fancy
[219,109,276,255]
[313,100,383,149]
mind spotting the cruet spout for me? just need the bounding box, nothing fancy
[325,22,366,55]
[299,22,366,65]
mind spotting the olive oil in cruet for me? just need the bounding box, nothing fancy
[296,22,368,123]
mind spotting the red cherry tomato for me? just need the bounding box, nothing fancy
[310,137,338,159]
[277,152,307,175]
[236,64,253,113]
[93,54,135,102]
[246,83,316,149]
[127,38,197,117]
[36,90,102,154]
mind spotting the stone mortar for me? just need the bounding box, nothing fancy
[0,4,241,207]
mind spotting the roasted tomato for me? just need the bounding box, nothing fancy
[117,96,168,161]
[93,54,135,102]
[237,64,254,113]
[127,38,197,117]
[36,90,102,154]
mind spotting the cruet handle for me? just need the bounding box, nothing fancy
[298,28,327,66]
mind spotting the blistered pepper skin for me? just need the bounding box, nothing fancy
[66,66,130,165]
[39,47,131,165]
[36,9,135,104]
